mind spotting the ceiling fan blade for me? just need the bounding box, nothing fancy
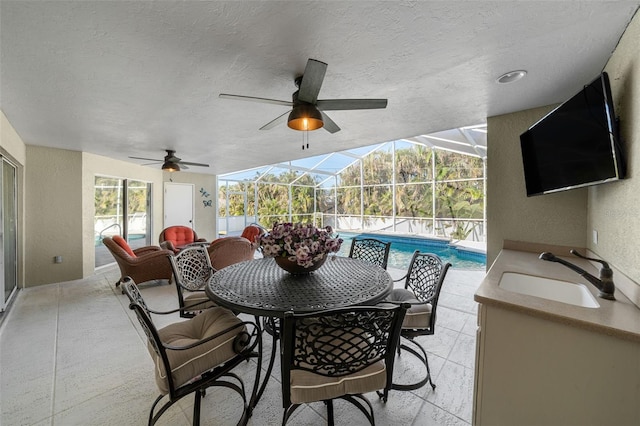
[129,155,163,162]
[219,93,292,107]
[179,161,210,167]
[297,59,327,104]
[316,99,388,111]
[320,111,341,134]
[259,110,290,130]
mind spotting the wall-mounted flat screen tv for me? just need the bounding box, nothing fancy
[520,72,625,197]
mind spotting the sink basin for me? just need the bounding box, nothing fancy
[499,272,600,308]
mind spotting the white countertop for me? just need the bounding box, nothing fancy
[475,241,640,342]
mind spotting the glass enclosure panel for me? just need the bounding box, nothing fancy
[337,160,361,186]
[435,180,484,219]
[395,144,433,183]
[2,159,17,309]
[362,151,393,185]
[363,185,392,216]
[217,128,486,242]
[291,185,315,216]
[435,150,484,180]
[257,182,289,226]
[95,177,152,268]
[95,177,124,268]
[126,180,150,250]
[395,183,433,217]
[316,188,334,216]
[336,187,361,215]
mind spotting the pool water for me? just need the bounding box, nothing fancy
[336,232,486,270]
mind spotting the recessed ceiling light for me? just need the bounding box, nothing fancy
[496,70,527,84]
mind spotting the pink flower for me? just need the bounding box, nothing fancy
[259,222,343,268]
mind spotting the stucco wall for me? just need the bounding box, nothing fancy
[486,106,588,267]
[588,12,640,290]
[25,146,84,285]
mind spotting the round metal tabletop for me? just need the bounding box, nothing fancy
[205,256,393,317]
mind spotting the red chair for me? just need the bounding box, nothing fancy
[159,226,207,253]
[102,236,173,287]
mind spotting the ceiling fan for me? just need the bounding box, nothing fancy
[219,58,388,134]
[129,150,209,172]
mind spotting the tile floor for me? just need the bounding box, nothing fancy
[0,264,485,426]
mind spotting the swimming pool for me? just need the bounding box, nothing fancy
[336,232,486,270]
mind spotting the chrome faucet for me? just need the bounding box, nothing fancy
[539,250,615,300]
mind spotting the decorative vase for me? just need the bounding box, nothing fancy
[275,255,327,275]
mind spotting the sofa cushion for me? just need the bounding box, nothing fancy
[112,235,136,258]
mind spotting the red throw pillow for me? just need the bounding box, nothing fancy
[113,235,136,258]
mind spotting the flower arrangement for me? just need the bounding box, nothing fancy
[259,222,343,268]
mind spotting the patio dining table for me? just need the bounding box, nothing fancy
[205,256,394,413]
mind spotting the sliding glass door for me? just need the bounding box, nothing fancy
[1,157,18,312]
[94,176,151,268]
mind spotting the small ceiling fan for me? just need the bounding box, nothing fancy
[219,58,387,134]
[129,150,209,172]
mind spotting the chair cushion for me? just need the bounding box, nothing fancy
[184,292,217,311]
[112,235,136,258]
[149,307,245,394]
[387,288,432,329]
[164,226,196,247]
[289,361,386,404]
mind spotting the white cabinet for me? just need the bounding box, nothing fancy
[473,303,640,425]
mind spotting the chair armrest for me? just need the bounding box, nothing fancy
[393,274,408,283]
[195,238,207,243]
[159,241,177,252]
[129,248,174,265]
[134,245,162,255]
[162,318,261,354]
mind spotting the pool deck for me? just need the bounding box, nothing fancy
[450,240,486,254]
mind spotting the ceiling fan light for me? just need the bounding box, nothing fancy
[287,104,323,131]
[162,161,180,172]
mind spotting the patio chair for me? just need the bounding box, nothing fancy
[348,237,391,269]
[280,303,409,425]
[168,245,217,318]
[240,224,266,244]
[159,225,207,253]
[386,250,451,391]
[121,277,260,426]
[103,236,173,287]
[207,236,255,271]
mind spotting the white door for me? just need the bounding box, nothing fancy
[164,183,194,228]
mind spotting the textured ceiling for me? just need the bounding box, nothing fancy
[1,1,638,175]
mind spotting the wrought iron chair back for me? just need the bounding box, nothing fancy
[121,277,259,426]
[403,251,450,334]
[168,246,216,318]
[348,237,391,269]
[387,250,451,392]
[280,303,408,425]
